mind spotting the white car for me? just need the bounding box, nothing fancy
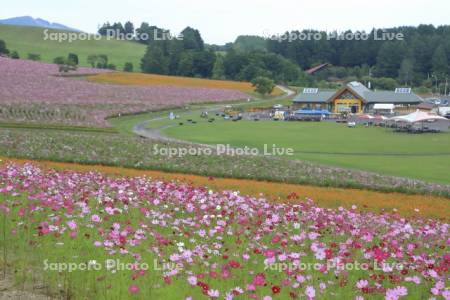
[347,121,356,128]
[273,104,283,109]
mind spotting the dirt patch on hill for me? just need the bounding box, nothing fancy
[0,274,52,300]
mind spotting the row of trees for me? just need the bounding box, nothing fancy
[139,27,302,85]
[98,21,135,36]
[266,26,450,86]
[98,22,303,86]
[99,21,450,90]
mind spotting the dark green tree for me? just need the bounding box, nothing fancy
[398,58,414,86]
[67,53,79,65]
[0,40,9,55]
[124,21,135,35]
[223,49,249,79]
[251,76,275,95]
[141,44,169,74]
[212,54,226,79]
[432,45,448,77]
[177,52,194,76]
[376,42,406,78]
[181,27,204,51]
[192,50,216,78]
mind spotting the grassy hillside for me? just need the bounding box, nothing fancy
[0,24,146,71]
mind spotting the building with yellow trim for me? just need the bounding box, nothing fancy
[293,82,422,114]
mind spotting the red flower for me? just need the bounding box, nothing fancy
[228,260,241,269]
[271,235,281,244]
[272,285,281,294]
[325,249,333,259]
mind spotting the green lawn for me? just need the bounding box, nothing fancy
[162,117,450,184]
[0,25,146,71]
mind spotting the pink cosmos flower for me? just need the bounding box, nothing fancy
[253,273,266,286]
[356,279,368,289]
[91,215,101,223]
[385,286,407,300]
[208,289,219,298]
[404,276,421,285]
[264,249,276,258]
[67,220,77,230]
[306,286,315,299]
[442,290,450,300]
[187,276,197,286]
[18,208,26,217]
[128,285,140,294]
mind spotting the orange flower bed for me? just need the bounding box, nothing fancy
[88,72,284,96]
[1,157,448,219]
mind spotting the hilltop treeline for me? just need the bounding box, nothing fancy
[98,22,301,84]
[267,26,450,84]
[98,22,450,89]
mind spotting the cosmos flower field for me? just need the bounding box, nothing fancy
[0,58,247,127]
[0,163,448,299]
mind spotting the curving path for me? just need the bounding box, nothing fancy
[133,85,295,143]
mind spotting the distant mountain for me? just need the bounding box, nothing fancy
[0,16,80,32]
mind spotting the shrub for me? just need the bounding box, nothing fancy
[67,53,79,65]
[87,54,98,67]
[53,56,66,65]
[0,40,9,55]
[10,50,19,59]
[53,56,77,73]
[107,64,116,70]
[123,62,133,72]
[87,54,108,69]
[28,53,41,61]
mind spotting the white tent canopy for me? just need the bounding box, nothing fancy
[390,110,448,123]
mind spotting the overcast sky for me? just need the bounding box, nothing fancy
[2,0,449,44]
